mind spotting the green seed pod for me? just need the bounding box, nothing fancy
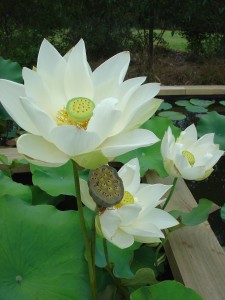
[88,165,124,207]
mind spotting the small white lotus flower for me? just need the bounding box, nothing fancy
[161,124,224,180]
[80,158,179,249]
[0,39,162,169]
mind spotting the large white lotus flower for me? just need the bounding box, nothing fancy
[161,124,224,180]
[80,158,179,249]
[0,39,162,169]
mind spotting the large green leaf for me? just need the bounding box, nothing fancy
[131,245,162,275]
[130,280,203,300]
[221,204,225,220]
[0,56,23,83]
[0,195,91,300]
[0,170,31,203]
[171,198,213,226]
[197,111,225,150]
[30,160,76,196]
[121,268,157,287]
[95,237,140,279]
[116,117,181,177]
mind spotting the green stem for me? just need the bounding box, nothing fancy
[154,231,171,271]
[103,239,129,300]
[103,238,111,269]
[72,162,97,300]
[162,177,178,210]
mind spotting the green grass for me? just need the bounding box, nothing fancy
[154,30,188,52]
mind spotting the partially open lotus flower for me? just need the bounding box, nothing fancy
[0,39,162,168]
[161,124,224,180]
[80,158,179,249]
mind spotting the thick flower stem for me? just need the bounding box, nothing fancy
[103,238,111,269]
[72,162,97,300]
[103,239,129,299]
[162,177,178,210]
[154,231,171,272]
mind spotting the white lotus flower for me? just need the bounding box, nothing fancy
[80,158,179,249]
[161,124,224,180]
[0,39,162,169]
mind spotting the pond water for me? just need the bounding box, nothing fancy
[160,95,225,247]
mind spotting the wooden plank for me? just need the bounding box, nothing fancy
[0,147,29,173]
[159,85,225,96]
[145,171,225,300]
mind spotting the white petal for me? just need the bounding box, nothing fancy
[161,127,175,159]
[17,134,69,165]
[117,204,142,226]
[110,228,134,249]
[177,124,197,146]
[80,179,96,211]
[20,97,56,140]
[179,166,206,180]
[117,77,146,110]
[64,39,94,100]
[22,67,60,115]
[122,98,163,132]
[141,208,179,229]
[135,184,172,209]
[118,158,140,194]
[0,79,40,135]
[129,83,161,108]
[101,129,159,157]
[204,150,224,169]
[100,209,121,240]
[51,126,101,156]
[123,223,164,239]
[93,52,130,102]
[87,98,121,140]
[37,39,64,76]
[37,40,67,112]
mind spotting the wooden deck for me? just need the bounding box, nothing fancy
[159,85,225,96]
[1,147,225,300]
[145,171,225,300]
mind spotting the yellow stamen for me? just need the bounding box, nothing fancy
[182,150,195,166]
[115,191,134,208]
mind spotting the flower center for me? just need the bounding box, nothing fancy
[182,150,195,166]
[115,191,134,208]
[88,165,124,208]
[56,97,95,129]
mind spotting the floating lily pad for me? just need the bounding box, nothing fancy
[190,99,215,107]
[158,111,186,120]
[158,102,172,111]
[185,104,208,113]
[221,204,225,220]
[175,100,190,107]
[197,111,225,150]
[130,280,203,300]
[0,195,91,300]
[219,100,225,106]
